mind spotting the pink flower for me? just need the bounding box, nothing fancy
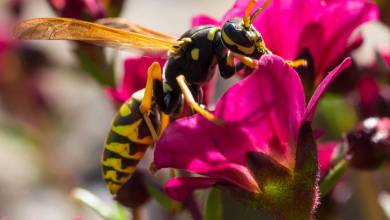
[383,53,390,71]
[347,117,390,169]
[318,142,338,177]
[48,0,106,20]
[154,55,351,202]
[220,0,378,84]
[106,56,165,104]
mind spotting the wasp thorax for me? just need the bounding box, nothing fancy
[221,18,264,58]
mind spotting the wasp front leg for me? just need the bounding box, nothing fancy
[231,52,258,69]
[176,75,224,125]
[286,59,308,68]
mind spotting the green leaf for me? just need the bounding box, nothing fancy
[112,203,129,220]
[204,188,222,220]
[320,159,349,197]
[315,94,357,138]
[71,188,129,220]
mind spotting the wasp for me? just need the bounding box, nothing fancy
[15,0,305,195]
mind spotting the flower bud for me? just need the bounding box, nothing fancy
[347,117,390,169]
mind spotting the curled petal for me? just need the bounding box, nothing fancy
[154,115,259,194]
[164,177,218,201]
[304,58,352,122]
[214,55,305,168]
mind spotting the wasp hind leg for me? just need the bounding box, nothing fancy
[159,112,170,135]
[176,75,224,125]
[139,62,162,141]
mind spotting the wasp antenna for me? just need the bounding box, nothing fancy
[243,0,257,28]
[250,0,272,25]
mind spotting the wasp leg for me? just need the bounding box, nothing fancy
[214,37,246,78]
[176,75,224,125]
[286,59,308,68]
[140,62,161,114]
[231,52,258,69]
[140,62,162,141]
[159,112,170,135]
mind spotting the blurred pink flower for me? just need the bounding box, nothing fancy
[358,76,381,117]
[348,117,390,169]
[383,53,390,71]
[48,0,105,20]
[154,54,351,201]
[318,142,337,177]
[106,56,165,104]
[220,0,378,83]
[0,24,13,78]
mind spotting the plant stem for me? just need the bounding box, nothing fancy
[132,208,141,220]
[320,159,350,196]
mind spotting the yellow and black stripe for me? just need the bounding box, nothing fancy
[102,90,160,194]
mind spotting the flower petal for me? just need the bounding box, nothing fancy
[191,14,219,26]
[298,0,378,80]
[164,177,218,201]
[304,58,352,122]
[222,0,322,60]
[214,55,305,168]
[383,53,390,71]
[107,56,165,103]
[154,115,259,193]
[318,142,337,177]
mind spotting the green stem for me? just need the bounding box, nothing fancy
[320,159,350,197]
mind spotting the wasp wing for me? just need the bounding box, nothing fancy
[96,18,177,41]
[14,17,178,53]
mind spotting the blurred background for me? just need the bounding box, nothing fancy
[0,0,390,220]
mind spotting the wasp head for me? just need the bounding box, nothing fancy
[221,0,271,58]
[221,19,265,58]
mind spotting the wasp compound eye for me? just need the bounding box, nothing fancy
[221,19,264,58]
[222,19,253,48]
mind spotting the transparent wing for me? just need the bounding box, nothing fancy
[96,18,177,41]
[14,17,178,53]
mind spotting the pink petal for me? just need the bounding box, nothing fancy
[107,56,165,103]
[222,0,322,60]
[191,14,219,26]
[50,0,65,8]
[358,77,379,106]
[213,55,305,168]
[383,53,390,71]
[154,115,259,193]
[84,0,105,18]
[298,0,378,80]
[304,58,352,122]
[318,142,337,177]
[164,177,218,201]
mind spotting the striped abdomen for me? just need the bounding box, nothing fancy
[102,91,160,194]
